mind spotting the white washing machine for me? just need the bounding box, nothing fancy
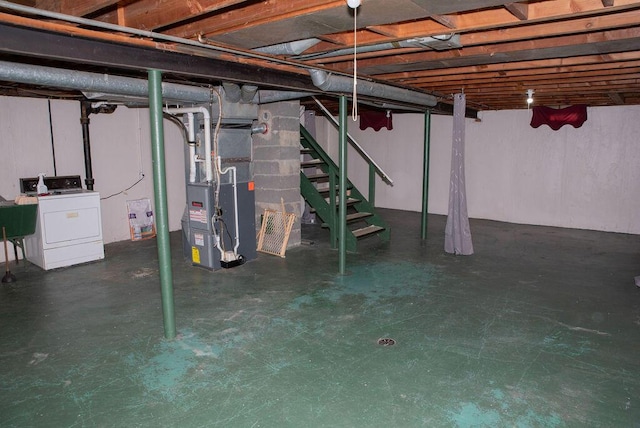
[24,190,104,270]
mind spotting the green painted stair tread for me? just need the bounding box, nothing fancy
[324,197,360,206]
[352,225,385,238]
[317,184,353,194]
[346,212,374,222]
[305,172,330,182]
[301,159,325,167]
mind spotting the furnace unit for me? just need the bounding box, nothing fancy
[170,97,260,270]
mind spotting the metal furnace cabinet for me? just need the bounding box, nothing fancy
[25,190,104,270]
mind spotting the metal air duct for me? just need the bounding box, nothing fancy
[254,38,322,56]
[222,82,242,103]
[295,35,461,60]
[309,69,437,108]
[0,60,213,103]
[241,85,259,103]
[0,61,308,106]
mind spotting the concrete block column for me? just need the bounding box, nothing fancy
[252,101,301,247]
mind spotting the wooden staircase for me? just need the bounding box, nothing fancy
[300,124,389,252]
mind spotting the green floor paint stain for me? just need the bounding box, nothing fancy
[329,261,437,303]
[516,409,563,427]
[125,329,239,401]
[451,401,562,428]
[452,403,502,427]
[288,294,314,310]
[542,331,593,357]
[491,388,505,400]
[288,261,438,310]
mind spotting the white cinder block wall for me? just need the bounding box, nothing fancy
[0,97,186,260]
[316,105,640,235]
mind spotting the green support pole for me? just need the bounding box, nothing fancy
[420,109,431,240]
[338,95,348,275]
[148,69,176,339]
[368,163,376,207]
[329,167,337,249]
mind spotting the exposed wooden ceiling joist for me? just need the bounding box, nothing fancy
[0,0,636,111]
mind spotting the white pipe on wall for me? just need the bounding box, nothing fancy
[219,163,240,258]
[163,107,213,182]
[186,112,196,183]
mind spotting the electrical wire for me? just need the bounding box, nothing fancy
[217,217,234,251]
[211,86,223,208]
[163,112,190,144]
[47,99,57,175]
[100,174,145,200]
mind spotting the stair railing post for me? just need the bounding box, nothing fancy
[338,95,348,275]
[329,165,337,248]
[368,163,376,207]
[421,109,431,240]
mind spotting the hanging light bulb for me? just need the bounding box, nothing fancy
[347,0,361,8]
[526,89,534,105]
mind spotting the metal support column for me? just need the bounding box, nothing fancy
[148,69,176,339]
[338,95,348,274]
[421,110,431,240]
[329,169,337,249]
[368,163,376,207]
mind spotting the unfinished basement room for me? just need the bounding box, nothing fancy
[0,0,639,426]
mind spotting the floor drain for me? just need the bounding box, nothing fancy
[377,338,396,346]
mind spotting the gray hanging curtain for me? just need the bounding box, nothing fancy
[444,93,474,255]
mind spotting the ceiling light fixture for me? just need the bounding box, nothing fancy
[526,89,534,105]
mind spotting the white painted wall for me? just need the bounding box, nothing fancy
[316,105,640,235]
[0,96,186,260]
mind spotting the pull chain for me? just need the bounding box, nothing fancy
[351,7,358,120]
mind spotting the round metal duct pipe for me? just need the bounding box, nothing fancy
[222,82,242,102]
[0,60,213,103]
[309,69,437,108]
[254,38,322,56]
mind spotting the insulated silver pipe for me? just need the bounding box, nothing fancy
[295,35,461,60]
[254,38,322,55]
[0,60,324,106]
[221,82,242,103]
[309,69,437,108]
[0,60,213,103]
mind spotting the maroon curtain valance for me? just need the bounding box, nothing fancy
[359,110,393,131]
[530,105,588,130]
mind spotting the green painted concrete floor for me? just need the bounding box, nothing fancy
[1,210,639,427]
